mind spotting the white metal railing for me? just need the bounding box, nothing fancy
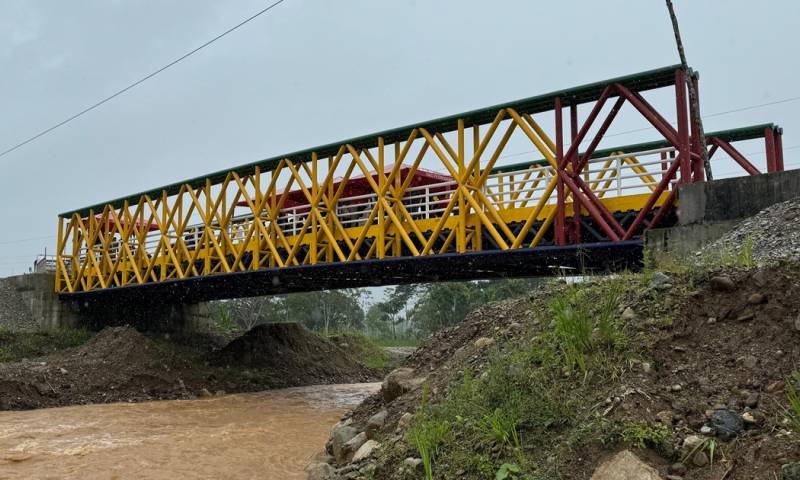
[73,146,678,263]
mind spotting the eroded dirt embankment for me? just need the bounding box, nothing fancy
[0,322,382,410]
[316,264,800,480]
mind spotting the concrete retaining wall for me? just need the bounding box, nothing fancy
[645,220,737,257]
[1,274,77,329]
[0,273,213,332]
[678,169,800,225]
[647,168,800,256]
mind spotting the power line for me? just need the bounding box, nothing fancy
[0,0,287,160]
[0,235,55,246]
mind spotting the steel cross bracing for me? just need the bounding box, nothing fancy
[54,65,785,297]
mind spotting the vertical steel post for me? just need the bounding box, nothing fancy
[472,124,482,251]
[554,97,566,245]
[456,119,467,252]
[310,153,318,264]
[253,166,261,269]
[775,128,785,172]
[765,127,777,173]
[570,102,581,243]
[377,138,385,259]
[55,216,64,292]
[690,73,704,182]
[675,69,691,184]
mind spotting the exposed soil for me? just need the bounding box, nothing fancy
[335,263,800,479]
[213,324,376,384]
[0,322,382,411]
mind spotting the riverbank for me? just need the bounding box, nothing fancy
[313,261,800,479]
[0,322,392,410]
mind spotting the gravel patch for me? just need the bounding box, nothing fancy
[0,278,37,331]
[702,197,800,263]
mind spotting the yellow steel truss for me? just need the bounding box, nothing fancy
[55,108,667,294]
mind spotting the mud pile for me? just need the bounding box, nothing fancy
[214,323,375,385]
[0,326,199,409]
[0,323,382,411]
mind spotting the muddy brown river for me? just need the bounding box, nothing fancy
[0,383,380,480]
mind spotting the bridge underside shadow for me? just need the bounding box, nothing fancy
[59,241,643,307]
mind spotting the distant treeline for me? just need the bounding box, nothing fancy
[212,278,541,339]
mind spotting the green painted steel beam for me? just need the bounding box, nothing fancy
[62,65,684,218]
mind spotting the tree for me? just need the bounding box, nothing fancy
[407,278,541,337]
[281,289,367,334]
[222,296,283,331]
[365,284,418,338]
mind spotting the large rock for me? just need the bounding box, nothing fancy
[341,432,367,463]
[305,462,334,480]
[711,409,744,440]
[331,425,359,463]
[351,440,380,463]
[591,450,662,480]
[381,368,425,403]
[710,275,736,292]
[365,410,388,439]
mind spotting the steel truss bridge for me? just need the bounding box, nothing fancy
[55,65,786,302]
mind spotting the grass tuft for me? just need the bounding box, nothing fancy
[0,327,92,362]
[787,371,800,432]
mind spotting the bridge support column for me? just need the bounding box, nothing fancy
[61,296,213,334]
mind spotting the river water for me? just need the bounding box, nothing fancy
[0,383,381,480]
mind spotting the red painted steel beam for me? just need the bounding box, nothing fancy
[570,103,581,243]
[675,69,691,183]
[765,127,777,173]
[560,85,614,170]
[615,85,680,147]
[558,172,621,241]
[623,155,681,240]
[555,97,567,245]
[712,138,760,176]
[571,173,626,237]
[707,143,719,161]
[575,97,626,173]
[647,187,678,231]
[775,130,785,171]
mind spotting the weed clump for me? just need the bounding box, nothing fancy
[550,280,625,373]
[621,421,671,450]
[787,371,800,432]
[0,327,92,362]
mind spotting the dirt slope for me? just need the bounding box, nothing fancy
[327,264,800,479]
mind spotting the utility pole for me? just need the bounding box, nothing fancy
[665,0,713,180]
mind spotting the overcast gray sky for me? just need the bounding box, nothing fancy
[1,0,798,276]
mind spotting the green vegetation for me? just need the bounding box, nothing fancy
[326,331,393,371]
[681,436,719,468]
[621,421,671,450]
[408,385,450,480]
[393,275,651,479]
[787,371,800,432]
[716,235,755,268]
[370,335,419,347]
[211,278,540,342]
[495,463,522,480]
[550,280,624,373]
[0,327,92,362]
